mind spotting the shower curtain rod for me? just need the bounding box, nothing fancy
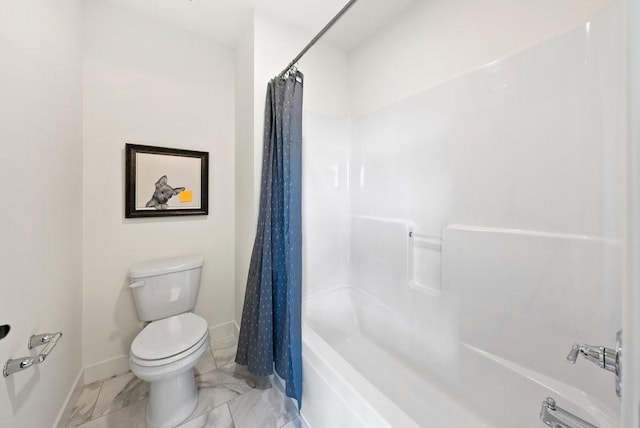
[278,0,360,77]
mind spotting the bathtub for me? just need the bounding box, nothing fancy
[300,287,618,428]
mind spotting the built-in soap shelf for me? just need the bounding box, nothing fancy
[350,215,443,296]
[409,231,442,252]
[408,228,442,295]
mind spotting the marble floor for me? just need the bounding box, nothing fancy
[66,335,305,428]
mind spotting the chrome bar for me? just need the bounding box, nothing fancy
[34,332,62,363]
[278,0,360,77]
[3,332,63,377]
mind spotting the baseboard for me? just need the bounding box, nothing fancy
[83,354,130,384]
[82,320,239,385]
[54,319,241,427]
[53,369,84,428]
[209,320,239,342]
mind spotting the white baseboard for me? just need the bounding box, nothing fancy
[53,369,84,428]
[83,354,130,384]
[82,319,239,385]
[209,320,239,342]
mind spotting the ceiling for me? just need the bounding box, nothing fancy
[103,0,417,51]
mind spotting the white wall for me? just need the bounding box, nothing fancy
[232,11,352,312]
[234,26,255,325]
[349,0,615,118]
[0,1,84,426]
[82,1,235,379]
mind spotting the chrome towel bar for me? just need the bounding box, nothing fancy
[3,332,63,377]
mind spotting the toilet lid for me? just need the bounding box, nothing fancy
[131,313,208,360]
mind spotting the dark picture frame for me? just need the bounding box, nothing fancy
[125,143,209,218]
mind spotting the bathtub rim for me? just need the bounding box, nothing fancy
[301,322,421,428]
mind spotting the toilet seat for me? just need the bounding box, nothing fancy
[131,312,208,367]
[131,333,208,367]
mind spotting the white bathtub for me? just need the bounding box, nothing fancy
[300,287,618,428]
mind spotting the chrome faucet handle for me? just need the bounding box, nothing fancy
[567,344,580,364]
[567,330,622,398]
[543,397,556,411]
[567,342,616,372]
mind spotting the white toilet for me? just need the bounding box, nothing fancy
[128,255,209,428]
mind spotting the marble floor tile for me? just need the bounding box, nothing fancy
[66,381,102,427]
[195,345,217,376]
[228,383,298,428]
[212,336,237,368]
[179,404,235,428]
[190,365,255,420]
[222,363,271,390]
[280,415,307,428]
[79,398,147,428]
[69,345,300,428]
[92,372,149,419]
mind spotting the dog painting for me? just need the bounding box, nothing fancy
[125,144,208,218]
[145,175,185,209]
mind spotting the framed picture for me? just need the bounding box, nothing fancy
[125,143,209,218]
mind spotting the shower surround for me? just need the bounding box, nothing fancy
[300,2,625,427]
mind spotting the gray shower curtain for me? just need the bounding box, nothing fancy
[235,71,304,407]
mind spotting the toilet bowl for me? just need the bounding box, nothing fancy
[130,312,209,428]
[127,255,208,428]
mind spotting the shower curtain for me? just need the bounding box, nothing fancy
[235,71,303,407]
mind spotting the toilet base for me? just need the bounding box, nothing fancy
[146,367,198,428]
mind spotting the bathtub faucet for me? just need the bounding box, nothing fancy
[566,330,622,398]
[539,397,598,428]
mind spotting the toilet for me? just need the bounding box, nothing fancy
[128,255,209,428]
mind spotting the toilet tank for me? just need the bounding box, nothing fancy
[129,255,204,322]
